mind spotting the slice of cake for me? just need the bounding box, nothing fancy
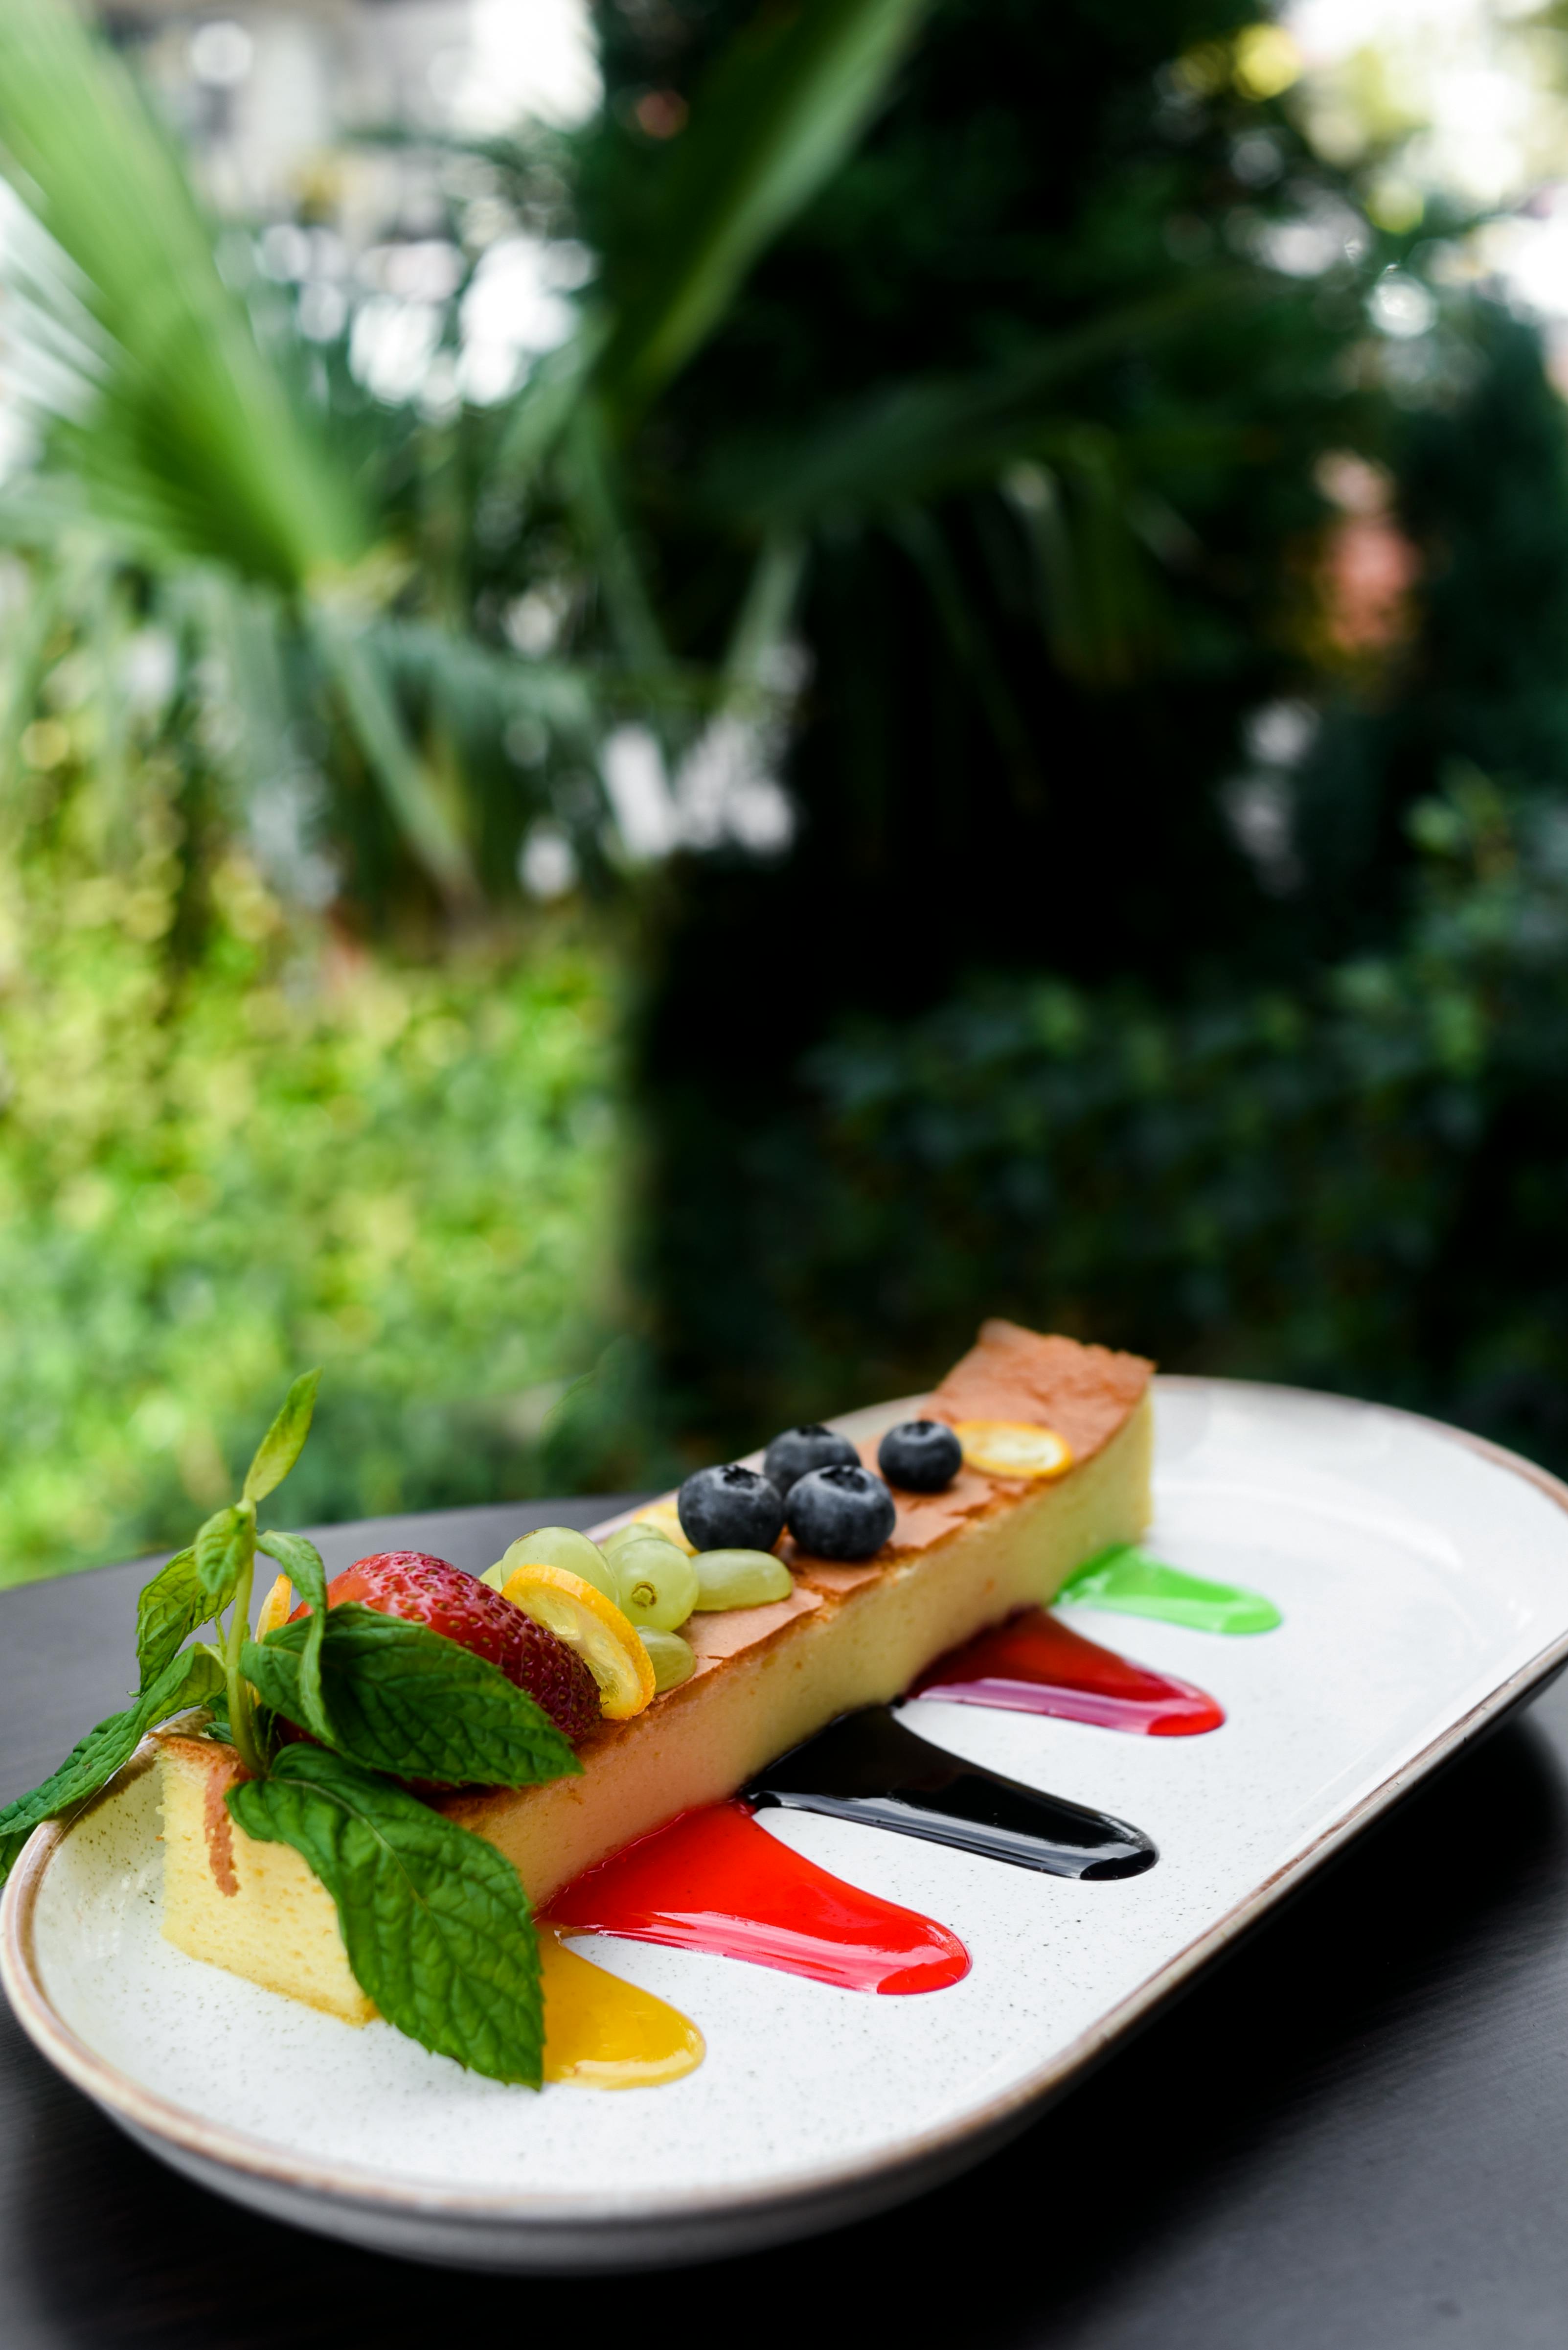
[160,1733,372,2023]
[159,1322,1153,2013]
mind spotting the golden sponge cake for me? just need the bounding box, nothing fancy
[157,1322,1153,2012]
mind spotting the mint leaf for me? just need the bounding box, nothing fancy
[242,1369,321,1504]
[0,1648,222,1885]
[242,1606,581,1789]
[256,1527,332,1743]
[135,1545,205,1689]
[195,1501,252,1604]
[228,1745,544,2086]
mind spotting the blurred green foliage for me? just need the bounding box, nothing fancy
[788,770,1568,1463]
[0,704,620,1585]
[0,0,927,937]
[582,0,1568,1468]
[0,0,929,1581]
[6,0,1568,1585]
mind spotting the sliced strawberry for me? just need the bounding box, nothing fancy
[295,1550,600,1744]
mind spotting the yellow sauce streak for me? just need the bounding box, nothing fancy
[540,1933,704,2089]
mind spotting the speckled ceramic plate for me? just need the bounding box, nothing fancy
[6,1377,1568,2273]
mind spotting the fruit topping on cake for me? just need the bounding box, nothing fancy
[290,1550,601,1746]
[763,1424,861,1494]
[499,1563,657,1721]
[876,1418,963,1492]
[677,1461,787,1551]
[953,1422,1073,1479]
[784,1462,897,1560]
[597,1533,700,1632]
[690,1549,793,1610]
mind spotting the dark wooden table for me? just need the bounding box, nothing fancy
[7,1498,1568,2348]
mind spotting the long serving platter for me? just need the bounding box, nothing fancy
[6,1375,1568,2272]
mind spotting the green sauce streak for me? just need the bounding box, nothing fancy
[1058,1545,1281,1636]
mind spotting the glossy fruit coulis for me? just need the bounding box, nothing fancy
[542,1798,972,1994]
[911,1607,1224,1736]
[539,1932,705,2087]
[533,1597,1229,2055]
[1056,1544,1282,1636]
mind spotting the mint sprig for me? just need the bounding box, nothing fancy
[134,1544,204,1688]
[243,1606,581,1788]
[0,1646,222,1878]
[242,1370,321,1505]
[254,1526,333,1744]
[230,1746,545,2087]
[0,1369,574,2088]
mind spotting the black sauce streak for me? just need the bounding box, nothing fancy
[746,1705,1158,1880]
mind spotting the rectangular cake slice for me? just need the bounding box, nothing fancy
[160,1733,373,2023]
[158,1322,1153,2010]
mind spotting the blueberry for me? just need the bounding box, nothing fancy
[786,1464,897,1561]
[678,1463,785,1554]
[877,1418,963,1493]
[763,1423,861,1496]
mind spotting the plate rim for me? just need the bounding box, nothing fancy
[6,1373,1568,2235]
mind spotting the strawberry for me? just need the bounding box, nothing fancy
[297,1550,600,1744]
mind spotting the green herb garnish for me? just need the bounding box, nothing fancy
[244,1607,580,1789]
[231,1747,546,2085]
[0,1375,576,2085]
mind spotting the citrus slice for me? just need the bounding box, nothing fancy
[500,1563,657,1721]
[954,1419,1074,1480]
[255,1572,294,1637]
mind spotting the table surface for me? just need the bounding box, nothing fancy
[6,1498,1568,2348]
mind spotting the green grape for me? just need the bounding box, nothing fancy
[691,1548,794,1612]
[638,1628,697,1693]
[601,1517,689,1562]
[490,1526,620,1605]
[611,1537,700,1631]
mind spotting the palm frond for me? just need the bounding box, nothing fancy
[722,533,807,694]
[374,620,603,756]
[701,277,1254,528]
[0,0,363,588]
[561,402,673,684]
[493,315,611,495]
[308,609,478,907]
[598,0,932,414]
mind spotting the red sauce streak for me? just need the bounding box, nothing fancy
[912,1608,1225,1737]
[541,1799,971,1994]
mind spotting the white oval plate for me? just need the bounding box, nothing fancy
[7,1377,1568,2272]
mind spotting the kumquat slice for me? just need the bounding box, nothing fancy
[953,1419,1074,1480]
[500,1563,658,1721]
